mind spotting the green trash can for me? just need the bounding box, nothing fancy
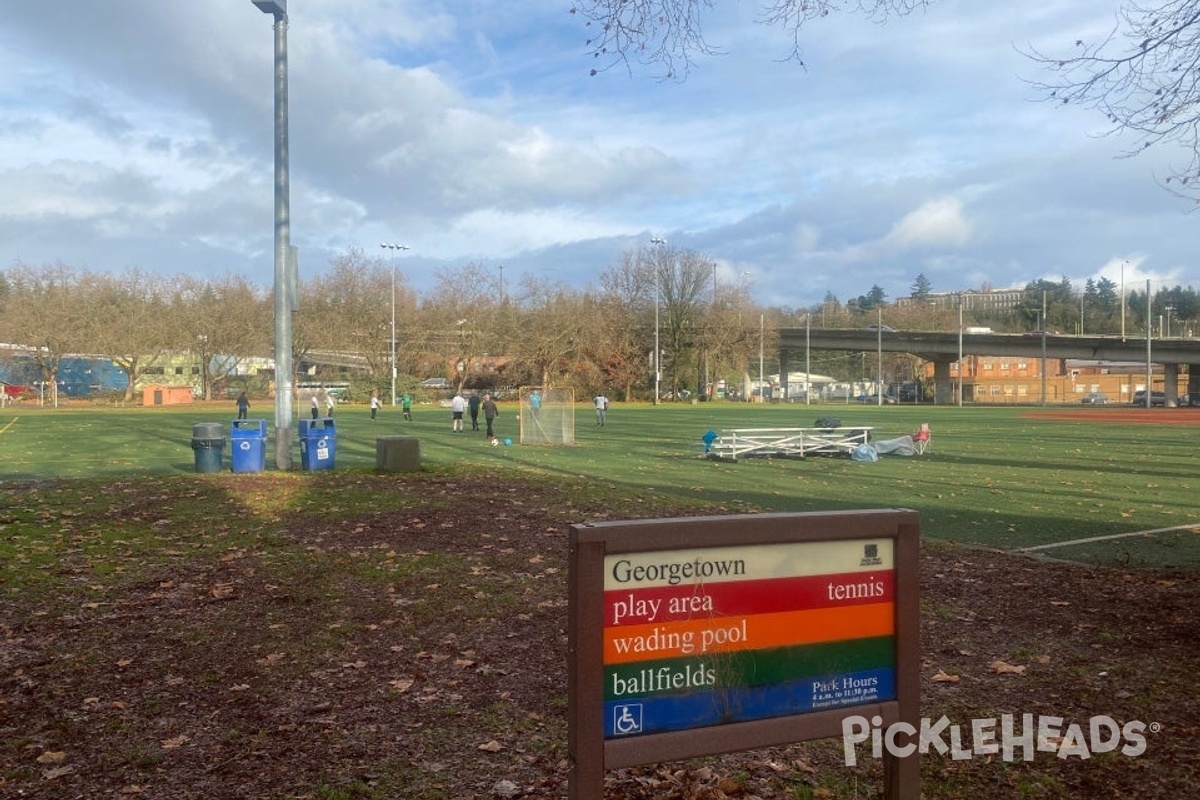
[191,422,225,474]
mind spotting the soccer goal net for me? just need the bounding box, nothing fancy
[518,387,575,446]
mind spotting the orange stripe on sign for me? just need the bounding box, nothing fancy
[603,602,895,665]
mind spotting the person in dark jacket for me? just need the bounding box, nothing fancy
[467,392,481,431]
[482,393,499,440]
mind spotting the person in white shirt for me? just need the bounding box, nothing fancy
[450,392,467,432]
[594,393,608,427]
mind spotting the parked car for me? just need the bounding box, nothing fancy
[421,377,451,390]
[865,323,896,332]
[1131,390,1167,407]
[1080,392,1108,405]
[857,392,897,404]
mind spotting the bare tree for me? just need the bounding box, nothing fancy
[420,263,503,390]
[648,245,711,398]
[0,262,90,405]
[79,269,174,402]
[170,276,269,400]
[1024,2,1200,195]
[507,275,590,389]
[298,249,410,385]
[571,0,930,77]
[597,250,658,399]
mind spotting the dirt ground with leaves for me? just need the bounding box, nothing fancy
[2,473,1199,799]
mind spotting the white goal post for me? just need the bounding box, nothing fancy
[518,386,575,446]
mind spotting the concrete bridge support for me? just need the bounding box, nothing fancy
[931,358,954,405]
[1165,364,1181,406]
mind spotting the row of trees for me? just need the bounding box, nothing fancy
[2,255,1196,404]
[0,247,762,403]
[1011,277,1200,337]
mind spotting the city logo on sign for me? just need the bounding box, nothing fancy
[860,543,883,567]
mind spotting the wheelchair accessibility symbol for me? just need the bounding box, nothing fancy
[612,703,643,736]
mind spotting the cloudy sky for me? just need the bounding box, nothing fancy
[2,1,1196,309]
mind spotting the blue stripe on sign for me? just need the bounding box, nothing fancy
[603,667,895,738]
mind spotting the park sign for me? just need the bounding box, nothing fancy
[568,510,920,800]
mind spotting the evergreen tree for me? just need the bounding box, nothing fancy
[910,273,933,303]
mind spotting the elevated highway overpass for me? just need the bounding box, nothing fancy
[776,328,1200,404]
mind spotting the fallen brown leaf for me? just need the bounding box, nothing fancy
[990,659,1027,675]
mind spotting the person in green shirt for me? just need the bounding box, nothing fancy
[401,393,413,421]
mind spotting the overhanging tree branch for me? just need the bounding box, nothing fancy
[570,0,930,78]
[1022,1,1200,196]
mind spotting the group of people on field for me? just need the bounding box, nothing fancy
[237,386,612,436]
[368,390,412,421]
[450,391,499,438]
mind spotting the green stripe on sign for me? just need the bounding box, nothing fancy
[604,635,894,701]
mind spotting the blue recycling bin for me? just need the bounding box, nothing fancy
[299,419,336,471]
[230,419,268,473]
[191,422,225,474]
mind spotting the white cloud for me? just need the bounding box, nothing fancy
[0,0,1196,305]
[883,197,974,250]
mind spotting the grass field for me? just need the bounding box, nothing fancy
[2,400,1198,569]
[3,400,1198,799]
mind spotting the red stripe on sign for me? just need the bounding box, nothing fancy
[605,571,894,627]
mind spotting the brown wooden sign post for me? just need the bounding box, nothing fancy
[568,509,920,800]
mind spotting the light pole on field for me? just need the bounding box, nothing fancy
[957,296,964,407]
[650,237,666,404]
[1121,259,1128,341]
[251,0,294,470]
[380,243,409,405]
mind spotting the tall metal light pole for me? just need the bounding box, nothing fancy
[252,0,293,470]
[380,243,409,406]
[650,238,666,404]
[703,262,716,400]
[1040,290,1048,407]
[957,297,964,407]
[497,264,505,303]
[876,308,883,407]
[804,314,811,405]
[760,314,766,401]
[1121,259,1128,341]
[1145,279,1153,407]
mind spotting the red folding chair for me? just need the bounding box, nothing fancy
[913,423,931,455]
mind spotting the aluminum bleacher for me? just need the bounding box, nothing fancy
[703,427,873,461]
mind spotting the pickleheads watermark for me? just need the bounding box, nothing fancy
[842,714,1156,766]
